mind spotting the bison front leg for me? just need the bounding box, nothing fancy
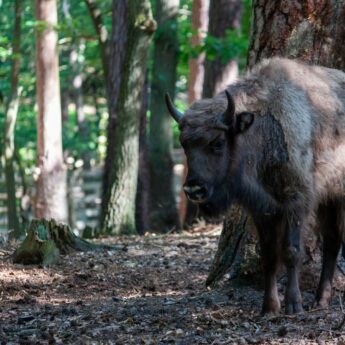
[283,214,303,314]
[255,217,282,316]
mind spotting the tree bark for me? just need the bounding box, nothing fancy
[35,0,68,223]
[202,0,242,98]
[3,0,23,239]
[207,0,345,287]
[188,0,210,103]
[248,0,345,69]
[149,0,181,233]
[179,0,210,226]
[135,75,150,235]
[101,0,156,235]
[100,1,128,224]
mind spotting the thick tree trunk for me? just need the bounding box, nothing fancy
[202,0,242,98]
[35,0,68,224]
[4,0,23,239]
[149,0,180,233]
[207,0,345,287]
[101,0,156,235]
[248,0,345,69]
[180,0,209,227]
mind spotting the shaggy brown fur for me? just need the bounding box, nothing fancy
[173,57,345,315]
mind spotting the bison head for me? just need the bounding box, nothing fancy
[165,91,254,217]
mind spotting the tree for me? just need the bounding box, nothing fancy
[101,0,156,235]
[3,0,24,239]
[135,75,150,235]
[202,0,242,98]
[35,0,68,223]
[208,0,345,286]
[149,0,180,232]
[188,0,209,103]
[83,0,110,93]
[180,0,209,226]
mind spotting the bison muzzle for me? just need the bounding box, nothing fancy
[165,57,345,315]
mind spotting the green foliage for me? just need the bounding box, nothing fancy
[173,0,252,146]
[0,0,252,170]
[0,1,111,174]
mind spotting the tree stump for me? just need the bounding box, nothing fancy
[13,219,99,265]
[206,206,260,287]
[206,207,321,288]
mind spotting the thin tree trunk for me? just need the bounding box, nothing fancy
[35,0,68,223]
[3,0,23,239]
[71,42,91,169]
[100,2,129,224]
[83,0,109,91]
[149,0,180,233]
[101,0,156,235]
[61,88,70,123]
[180,0,210,226]
[202,0,242,98]
[208,0,345,287]
[135,74,150,235]
[14,149,31,230]
[188,0,210,103]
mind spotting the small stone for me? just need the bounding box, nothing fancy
[175,328,184,337]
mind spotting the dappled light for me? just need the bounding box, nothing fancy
[1,0,345,343]
[1,231,345,343]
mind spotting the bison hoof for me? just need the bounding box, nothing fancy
[261,300,281,316]
[285,302,303,315]
[314,297,330,309]
[315,287,332,308]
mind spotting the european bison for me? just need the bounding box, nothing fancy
[165,57,345,315]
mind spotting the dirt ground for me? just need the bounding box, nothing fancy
[0,226,345,345]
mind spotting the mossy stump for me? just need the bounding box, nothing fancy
[13,219,97,265]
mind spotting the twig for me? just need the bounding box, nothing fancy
[336,263,345,276]
[337,294,345,329]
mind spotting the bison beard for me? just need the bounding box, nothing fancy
[198,183,232,218]
[166,57,345,315]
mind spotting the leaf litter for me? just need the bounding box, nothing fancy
[0,225,344,344]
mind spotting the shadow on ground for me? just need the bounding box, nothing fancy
[0,229,344,344]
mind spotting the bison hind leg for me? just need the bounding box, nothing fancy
[315,200,342,308]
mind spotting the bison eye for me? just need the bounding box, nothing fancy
[209,139,225,152]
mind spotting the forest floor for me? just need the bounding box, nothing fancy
[0,224,345,345]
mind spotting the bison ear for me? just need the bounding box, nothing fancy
[235,112,254,133]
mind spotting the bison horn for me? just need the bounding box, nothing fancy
[221,90,235,128]
[165,93,184,122]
